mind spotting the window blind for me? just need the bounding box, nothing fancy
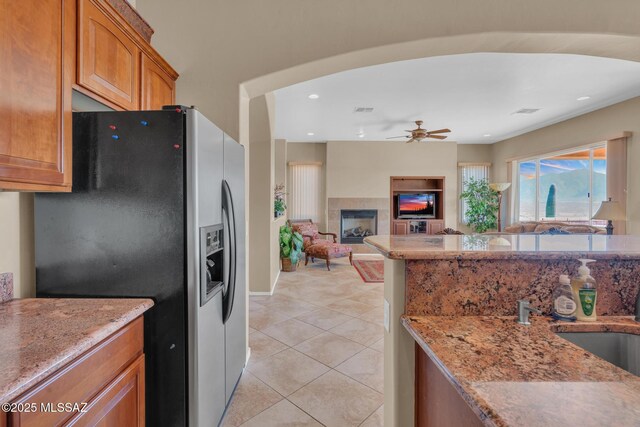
[459,163,491,224]
[288,163,322,223]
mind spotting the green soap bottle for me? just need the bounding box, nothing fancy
[571,259,597,322]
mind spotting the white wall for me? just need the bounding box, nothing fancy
[0,193,34,298]
[457,144,493,165]
[136,0,640,142]
[326,141,458,228]
[492,96,640,234]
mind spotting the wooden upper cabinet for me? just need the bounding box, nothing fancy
[78,0,140,110]
[141,54,176,110]
[77,0,177,112]
[0,0,74,191]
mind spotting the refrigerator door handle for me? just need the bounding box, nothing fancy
[222,180,237,324]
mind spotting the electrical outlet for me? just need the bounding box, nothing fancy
[384,299,390,333]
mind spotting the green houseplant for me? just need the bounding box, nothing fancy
[460,177,499,233]
[279,224,304,272]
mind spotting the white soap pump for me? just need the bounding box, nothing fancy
[572,259,597,321]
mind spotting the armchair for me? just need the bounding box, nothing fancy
[289,219,353,271]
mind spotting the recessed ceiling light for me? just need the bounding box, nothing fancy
[358,133,365,138]
[308,94,319,99]
[483,134,491,137]
[307,132,315,136]
[577,96,591,101]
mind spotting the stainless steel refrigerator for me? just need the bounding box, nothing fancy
[35,106,246,427]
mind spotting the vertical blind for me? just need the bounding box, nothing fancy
[459,163,491,223]
[288,163,322,223]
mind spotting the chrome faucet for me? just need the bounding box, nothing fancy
[517,300,542,325]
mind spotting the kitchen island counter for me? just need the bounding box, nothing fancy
[365,234,640,426]
[404,315,640,427]
[364,233,640,260]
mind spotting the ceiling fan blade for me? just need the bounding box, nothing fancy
[406,138,417,143]
[386,136,409,139]
[426,128,451,134]
[427,134,448,140]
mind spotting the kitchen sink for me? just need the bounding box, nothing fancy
[557,332,640,376]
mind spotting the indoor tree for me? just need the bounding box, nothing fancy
[460,177,499,233]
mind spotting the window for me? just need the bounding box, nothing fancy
[288,163,322,223]
[516,146,606,225]
[458,163,491,223]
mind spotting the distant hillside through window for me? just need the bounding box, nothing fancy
[518,147,606,224]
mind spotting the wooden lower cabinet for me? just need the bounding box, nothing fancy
[8,317,145,427]
[66,355,145,426]
[393,220,445,235]
[393,221,409,235]
[415,344,483,427]
[428,220,445,235]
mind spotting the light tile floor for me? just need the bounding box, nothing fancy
[222,256,385,427]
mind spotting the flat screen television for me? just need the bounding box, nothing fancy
[397,193,436,219]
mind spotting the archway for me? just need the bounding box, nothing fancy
[240,31,640,426]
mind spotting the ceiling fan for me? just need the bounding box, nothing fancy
[386,120,451,143]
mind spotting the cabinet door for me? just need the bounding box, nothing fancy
[141,54,176,110]
[78,0,140,110]
[65,355,145,427]
[0,0,74,191]
[428,220,445,235]
[416,345,483,427]
[393,221,408,235]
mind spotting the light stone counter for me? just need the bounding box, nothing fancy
[364,234,640,427]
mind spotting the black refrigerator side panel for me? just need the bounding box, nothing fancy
[35,110,187,427]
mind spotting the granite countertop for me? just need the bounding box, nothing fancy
[364,234,640,260]
[0,298,153,404]
[403,315,640,426]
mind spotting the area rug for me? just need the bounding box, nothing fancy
[353,259,384,283]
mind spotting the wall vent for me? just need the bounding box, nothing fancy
[353,107,374,113]
[512,108,540,115]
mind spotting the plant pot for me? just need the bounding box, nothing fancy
[281,257,297,272]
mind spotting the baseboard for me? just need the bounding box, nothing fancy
[248,270,280,296]
[271,270,280,293]
[249,290,273,296]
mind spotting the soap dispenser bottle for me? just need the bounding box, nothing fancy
[571,259,597,322]
[552,274,577,321]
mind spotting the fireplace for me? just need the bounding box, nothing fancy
[340,209,378,244]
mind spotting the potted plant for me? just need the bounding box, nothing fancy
[279,224,304,272]
[274,184,286,218]
[460,177,499,233]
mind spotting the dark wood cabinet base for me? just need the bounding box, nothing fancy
[415,344,483,427]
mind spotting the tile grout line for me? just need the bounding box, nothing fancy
[238,259,384,427]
